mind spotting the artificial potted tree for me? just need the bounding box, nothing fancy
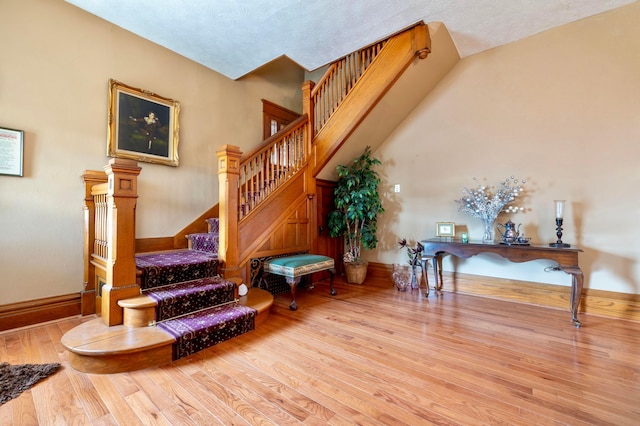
[328,146,385,284]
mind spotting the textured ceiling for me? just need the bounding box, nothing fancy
[66,0,636,80]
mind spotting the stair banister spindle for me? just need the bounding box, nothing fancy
[257,152,264,202]
[82,170,108,315]
[249,160,255,210]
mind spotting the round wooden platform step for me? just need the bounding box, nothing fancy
[61,317,174,374]
[239,288,274,326]
[62,288,274,374]
[118,294,156,327]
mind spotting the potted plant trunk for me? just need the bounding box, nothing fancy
[328,146,385,284]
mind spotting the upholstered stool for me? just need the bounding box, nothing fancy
[262,254,337,310]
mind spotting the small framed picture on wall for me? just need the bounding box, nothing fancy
[0,126,24,177]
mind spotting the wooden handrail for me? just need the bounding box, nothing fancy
[307,22,430,175]
[242,115,308,160]
[310,40,386,136]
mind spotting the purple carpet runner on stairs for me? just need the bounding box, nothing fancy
[136,250,217,290]
[134,217,257,361]
[185,218,220,253]
[158,303,256,360]
[144,277,235,322]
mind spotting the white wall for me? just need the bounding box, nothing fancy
[0,0,303,305]
[373,3,640,294]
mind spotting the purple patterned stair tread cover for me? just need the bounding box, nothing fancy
[135,249,216,267]
[135,249,218,289]
[158,302,257,359]
[144,276,236,322]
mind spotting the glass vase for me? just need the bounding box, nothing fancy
[411,265,422,289]
[392,264,411,292]
[482,217,497,243]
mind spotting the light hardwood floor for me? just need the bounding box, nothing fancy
[1,276,639,425]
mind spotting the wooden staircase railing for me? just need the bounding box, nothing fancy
[79,23,431,320]
[216,22,431,286]
[306,23,430,175]
[82,158,141,326]
[216,113,312,285]
[309,39,387,136]
[238,114,309,220]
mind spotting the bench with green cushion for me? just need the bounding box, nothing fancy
[262,254,337,310]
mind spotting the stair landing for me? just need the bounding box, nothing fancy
[61,288,273,374]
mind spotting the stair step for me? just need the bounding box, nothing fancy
[62,288,272,373]
[61,317,174,374]
[136,249,217,290]
[145,277,235,322]
[118,295,157,327]
[186,218,219,253]
[158,303,257,360]
[239,288,273,326]
[205,217,219,234]
[185,232,219,254]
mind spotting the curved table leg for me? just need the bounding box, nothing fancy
[285,276,300,311]
[420,254,445,297]
[329,268,337,296]
[435,254,444,291]
[561,266,584,328]
[421,262,429,295]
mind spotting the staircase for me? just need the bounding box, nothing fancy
[63,22,433,374]
[62,218,273,374]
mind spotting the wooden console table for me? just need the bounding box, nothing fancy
[420,239,584,328]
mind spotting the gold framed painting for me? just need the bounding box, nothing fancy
[107,79,180,166]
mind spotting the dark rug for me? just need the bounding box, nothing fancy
[0,362,61,405]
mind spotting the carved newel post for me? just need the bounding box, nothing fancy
[102,158,142,326]
[217,145,244,287]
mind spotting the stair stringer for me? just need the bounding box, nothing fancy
[237,166,312,282]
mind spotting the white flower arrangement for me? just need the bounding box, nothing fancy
[455,176,525,221]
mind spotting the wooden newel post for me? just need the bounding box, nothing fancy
[81,170,108,316]
[217,145,243,286]
[102,158,142,326]
[302,80,319,253]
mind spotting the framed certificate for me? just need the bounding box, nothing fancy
[0,127,24,177]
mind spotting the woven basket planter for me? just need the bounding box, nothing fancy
[344,261,368,285]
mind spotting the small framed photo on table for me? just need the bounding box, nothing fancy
[436,222,456,237]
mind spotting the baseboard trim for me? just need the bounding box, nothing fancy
[2,264,637,332]
[368,261,392,278]
[0,293,81,332]
[369,262,639,322]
